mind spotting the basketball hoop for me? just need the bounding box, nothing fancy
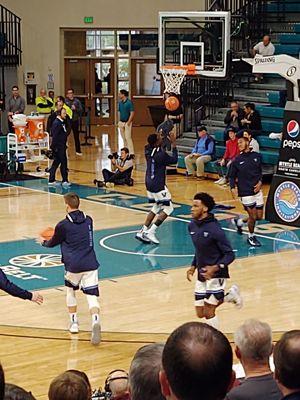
[160,65,196,95]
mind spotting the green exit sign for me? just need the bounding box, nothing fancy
[84,16,93,24]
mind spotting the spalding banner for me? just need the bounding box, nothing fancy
[265,101,300,227]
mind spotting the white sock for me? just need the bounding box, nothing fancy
[148,224,158,233]
[237,218,244,227]
[70,313,78,323]
[248,233,254,238]
[92,314,100,325]
[142,225,148,232]
[205,315,219,330]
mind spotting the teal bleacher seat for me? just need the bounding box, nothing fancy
[274,44,300,56]
[255,105,284,119]
[278,34,300,44]
[0,136,7,154]
[261,120,283,132]
[267,3,300,12]
[257,136,281,149]
[295,24,300,34]
[266,91,286,106]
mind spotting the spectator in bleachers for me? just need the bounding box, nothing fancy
[274,330,300,400]
[129,343,164,400]
[0,364,4,400]
[159,322,234,400]
[252,35,275,82]
[48,371,90,400]
[214,127,239,185]
[243,130,260,153]
[184,126,215,180]
[226,319,282,400]
[4,383,36,400]
[224,101,244,141]
[238,103,262,137]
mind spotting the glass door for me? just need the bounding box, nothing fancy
[64,59,89,111]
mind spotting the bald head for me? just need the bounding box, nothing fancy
[274,330,300,391]
[234,319,273,362]
[40,88,46,97]
[263,35,271,46]
[107,370,129,397]
[161,322,233,400]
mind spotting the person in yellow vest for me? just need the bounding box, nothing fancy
[35,88,54,115]
[47,96,72,135]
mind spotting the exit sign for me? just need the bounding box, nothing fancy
[84,16,93,23]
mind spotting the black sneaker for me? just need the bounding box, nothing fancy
[247,236,262,247]
[232,218,243,235]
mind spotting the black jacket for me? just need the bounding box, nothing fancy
[0,269,32,300]
[50,117,68,150]
[188,214,235,279]
[145,145,178,193]
[43,210,99,273]
[230,151,262,197]
[224,108,244,129]
[243,110,262,131]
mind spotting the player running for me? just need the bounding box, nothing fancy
[135,130,178,245]
[230,136,264,247]
[39,192,101,345]
[186,192,242,330]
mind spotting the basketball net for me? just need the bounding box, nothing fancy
[160,66,189,95]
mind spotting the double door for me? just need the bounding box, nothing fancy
[65,58,115,125]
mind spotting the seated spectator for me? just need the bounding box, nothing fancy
[214,127,239,185]
[129,343,164,400]
[4,384,36,400]
[274,330,300,400]
[238,103,262,137]
[159,322,234,400]
[226,319,282,400]
[48,371,90,400]
[243,130,260,153]
[0,364,4,400]
[105,370,130,400]
[99,147,134,188]
[252,35,275,82]
[224,101,244,141]
[184,126,215,180]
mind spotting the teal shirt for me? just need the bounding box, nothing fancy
[118,98,134,122]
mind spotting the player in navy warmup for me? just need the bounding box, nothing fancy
[230,137,264,247]
[39,192,101,345]
[186,192,242,330]
[135,130,178,245]
[0,269,43,304]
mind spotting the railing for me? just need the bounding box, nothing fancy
[181,76,233,132]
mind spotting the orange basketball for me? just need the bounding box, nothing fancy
[40,227,55,241]
[165,96,180,112]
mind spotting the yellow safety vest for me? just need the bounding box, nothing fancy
[63,104,73,119]
[35,96,54,114]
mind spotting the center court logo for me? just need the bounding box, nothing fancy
[287,120,299,138]
[274,181,300,223]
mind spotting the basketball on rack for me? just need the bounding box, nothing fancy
[165,96,180,111]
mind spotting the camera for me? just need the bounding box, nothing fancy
[108,152,118,160]
[91,389,111,400]
[41,149,54,160]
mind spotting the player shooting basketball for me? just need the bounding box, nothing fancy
[186,192,242,329]
[135,130,178,245]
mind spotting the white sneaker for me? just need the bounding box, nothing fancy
[214,178,222,184]
[218,177,227,185]
[69,321,79,334]
[105,182,115,188]
[135,230,151,243]
[48,181,57,186]
[225,285,243,309]
[76,152,83,156]
[62,181,71,188]
[144,230,160,245]
[91,322,101,345]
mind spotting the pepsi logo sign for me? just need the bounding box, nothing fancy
[287,120,299,139]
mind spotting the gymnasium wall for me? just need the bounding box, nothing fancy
[2,0,205,101]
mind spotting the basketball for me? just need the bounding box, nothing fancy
[165,96,180,112]
[39,227,55,241]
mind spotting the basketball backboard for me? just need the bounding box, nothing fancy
[158,11,230,78]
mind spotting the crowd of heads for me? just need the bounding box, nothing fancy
[1,321,299,400]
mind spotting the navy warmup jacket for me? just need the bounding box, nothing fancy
[188,214,235,280]
[145,145,178,193]
[230,151,262,197]
[0,269,32,300]
[43,210,99,273]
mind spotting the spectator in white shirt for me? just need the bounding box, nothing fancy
[243,130,260,153]
[252,36,275,81]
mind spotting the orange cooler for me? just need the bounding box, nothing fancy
[13,122,27,142]
[27,115,45,139]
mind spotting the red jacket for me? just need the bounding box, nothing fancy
[223,138,239,161]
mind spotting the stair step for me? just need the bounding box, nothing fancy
[278,33,300,44]
[275,44,300,55]
[267,3,300,12]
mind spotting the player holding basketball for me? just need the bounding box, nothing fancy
[186,192,242,330]
[39,192,101,345]
[230,137,264,247]
[135,131,178,245]
[0,269,43,304]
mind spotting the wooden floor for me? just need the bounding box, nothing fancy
[0,125,299,399]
